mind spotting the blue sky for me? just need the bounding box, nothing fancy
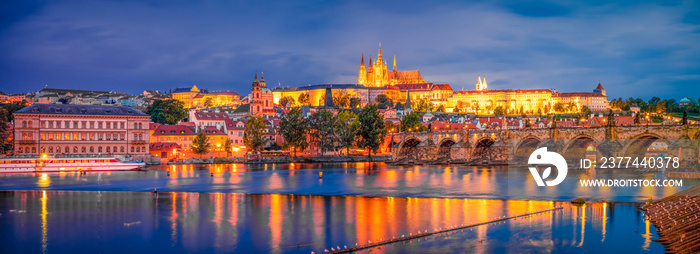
[0,0,698,100]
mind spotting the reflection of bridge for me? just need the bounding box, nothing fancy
[390,125,700,166]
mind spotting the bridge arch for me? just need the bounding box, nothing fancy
[397,136,422,160]
[513,136,542,162]
[471,137,496,163]
[562,134,601,161]
[437,138,457,161]
[621,133,668,159]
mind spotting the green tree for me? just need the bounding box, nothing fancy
[0,108,10,153]
[415,97,431,112]
[375,94,393,109]
[553,103,564,113]
[244,116,267,157]
[191,132,211,158]
[436,105,445,112]
[493,106,505,116]
[580,105,592,115]
[309,109,337,156]
[333,93,351,108]
[279,96,295,107]
[279,107,309,159]
[224,138,233,157]
[298,93,310,106]
[394,102,404,110]
[356,104,386,161]
[336,111,359,156]
[656,100,666,114]
[203,97,213,108]
[400,111,424,132]
[146,99,188,125]
[350,97,362,108]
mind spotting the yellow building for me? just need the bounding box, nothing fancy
[272,84,369,107]
[358,45,425,87]
[172,86,241,109]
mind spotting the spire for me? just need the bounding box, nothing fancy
[261,71,264,82]
[254,70,258,82]
[482,76,487,90]
[377,43,383,62]
[360,54,365,67]
[368,56,373,70]
[393,55,396,72]
[476,75,482,90]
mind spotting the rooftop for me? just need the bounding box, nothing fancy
[15,104,149,117]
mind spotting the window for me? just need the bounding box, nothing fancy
[134,123,137,129]
[82,122,86,128]
[41,121,45,128]
[138,134,142,140]
[73,122,78,128]
[74,146,78,153]
[90,147,94,153]
[90,122,94,129]
[120,146,125,153]
[106,134,111,140]
[65,146,70,154]
[97,134,103,140]
[134,134,138,140]
[41,134,45,140]
[48,147,53,153]
[113,146,117,153]
[131,147,134,152]
[98,122,102,129]
[41,146,45,153]
[98,147,102,153]
[106,147,110,153]
[81,147,86,153]
[22,121,27,128]
[136,147,140,152]
[106,122,111,129]
[18,147,23,153]
[120,134,125,140]
[120,123,124,129]
[57,121,61,128]
[32,147,36,153]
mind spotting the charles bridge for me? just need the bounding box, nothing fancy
[389,124,700,166]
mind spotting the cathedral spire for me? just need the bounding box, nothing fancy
[393,55,396,72]
[482,76,487,90]
[406,89,411,110]
[476,75,482,90]
[360,54,365,67]
[255,70,259,82]
[368,56,373,70]
[377,43,383,62]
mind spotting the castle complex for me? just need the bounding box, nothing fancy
[357,45,425,87]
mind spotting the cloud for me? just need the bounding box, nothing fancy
[0,0,698,100]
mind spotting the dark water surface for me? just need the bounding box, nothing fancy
[0,163,695,202]
[0,191,662,254]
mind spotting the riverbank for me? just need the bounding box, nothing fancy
[159,155,392,165]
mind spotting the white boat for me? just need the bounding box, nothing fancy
[0,155,146,173]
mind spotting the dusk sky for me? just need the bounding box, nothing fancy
[1,0,698,100]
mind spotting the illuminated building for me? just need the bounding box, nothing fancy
[249,72,275,116]
[13,104,150,158]
[150,124,228,158]
[172,85,241,109]
[272,84,369,107]
[358,45,425,87]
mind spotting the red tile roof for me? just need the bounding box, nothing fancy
[595,83,604,90]
[432,84,453,91]
[455,89,552,95]
[555,92,605,97]
[388,70,423,81]
[153,125,195,136]
[194,111,230,120]
[202,126,226,135]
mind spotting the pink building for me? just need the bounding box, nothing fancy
[13,104,151,158]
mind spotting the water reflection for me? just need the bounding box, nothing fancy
[4,163,695,203]
[0,191,663,253]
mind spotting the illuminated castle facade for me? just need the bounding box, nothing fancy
[358,45,425,87]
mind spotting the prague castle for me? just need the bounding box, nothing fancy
[358,45,425,87]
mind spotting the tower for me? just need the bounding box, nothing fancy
[250,71,263,116]
[476,76,482,91]
[358,55,367,85]
[393,55,396,72]
[482,76,488,91]
[594,83,606,96]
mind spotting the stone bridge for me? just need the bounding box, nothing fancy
[389,124,700,166]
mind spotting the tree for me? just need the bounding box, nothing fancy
[279,107,309,159]
[375,94,393,109]
[191,131,211,158]
[415,97,431,112]
[333,93,351,108]
[298,93,310,106]
[203,97,213,108]
[394,102,404,110]
[279,96,295,107]
[356,104,386,161]
[656,100,666,114]
[349,97,362,108]
[146,99,188,125]
[436,105,446,112]
[224,138,233,157]
[493,106,505,116]
[336,111,359,156]
[308,109,337,156]
[244,116,267,157]
[553,103,564,113]
[0,108,10,153]
[400,111,424,132]
[580,106,592,116]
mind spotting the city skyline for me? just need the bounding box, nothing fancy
[1,0,699,99]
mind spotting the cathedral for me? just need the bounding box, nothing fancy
[358,45,425,87]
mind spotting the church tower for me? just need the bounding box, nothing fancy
[250,71,263,116]
[358,55,367,85]
[476,76,482,91]
[482,76,488,90]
